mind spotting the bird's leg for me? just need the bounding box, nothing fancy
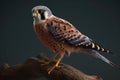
[49,53,58,61]
[42,53,58,65]
[48,54,64,74]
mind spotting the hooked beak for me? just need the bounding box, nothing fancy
[32,10,39,17]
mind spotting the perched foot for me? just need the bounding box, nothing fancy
[41,60,56,66]
[41,53,58,66]
[48,64,64,74]
[47,54,64,74]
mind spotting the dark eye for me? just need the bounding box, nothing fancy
[38,10,41,13]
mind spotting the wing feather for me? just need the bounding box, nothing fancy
[46,18,91,46]
[46,17,111,53]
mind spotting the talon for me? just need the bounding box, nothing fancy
[48,65,64,74]
[44,54,64,74]
[42,53,58,66]
[56,65,64,68]
[48,66,56,74]
[41,61,51,66]
[47,65,64,74]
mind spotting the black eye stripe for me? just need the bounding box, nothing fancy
[41,10,45,20]
[38,10,41,13]
[37,9,46,20]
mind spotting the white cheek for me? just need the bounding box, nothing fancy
[38,14,41,20]
[44,11,49,19]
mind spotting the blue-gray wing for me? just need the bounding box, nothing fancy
[46,19,111,53]
[46,21,92,47]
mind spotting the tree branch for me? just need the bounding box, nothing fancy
[0,54,102,80]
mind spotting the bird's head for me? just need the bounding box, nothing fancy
[32,5,53,25]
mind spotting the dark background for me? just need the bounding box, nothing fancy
[0,0,120,80]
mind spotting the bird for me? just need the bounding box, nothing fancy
[32,5,119,74]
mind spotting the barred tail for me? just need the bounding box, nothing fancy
[90,42,112,54]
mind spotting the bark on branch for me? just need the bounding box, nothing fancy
[0,54,102,80]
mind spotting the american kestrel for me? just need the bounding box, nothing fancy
[32,5,119,74]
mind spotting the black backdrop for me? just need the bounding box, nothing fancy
[0,0,120,80]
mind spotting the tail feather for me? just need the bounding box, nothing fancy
[88,49,120,70]
[90,41,112,54]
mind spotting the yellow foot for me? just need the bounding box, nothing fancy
[41,59,57,66]
[48,65,64,74]
[41,61,52,66]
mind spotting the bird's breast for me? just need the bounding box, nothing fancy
[34,23,62,53]
[34,23,52,45]
[34,23,75,55]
